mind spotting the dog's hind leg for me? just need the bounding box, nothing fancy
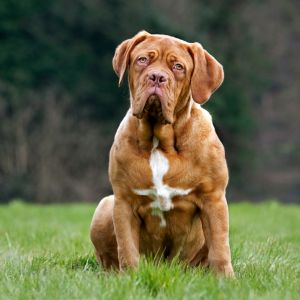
[90,195,119,270]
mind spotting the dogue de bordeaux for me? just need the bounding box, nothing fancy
[90,31,234,277]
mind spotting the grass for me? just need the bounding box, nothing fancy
[0,201,299,300]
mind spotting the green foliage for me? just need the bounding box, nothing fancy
[0,201,299,299]
[0,0,266,119]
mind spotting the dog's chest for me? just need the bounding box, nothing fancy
[133,137,192,226]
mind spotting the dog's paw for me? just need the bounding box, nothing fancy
[210,260,235,278]
[119,256,139,272]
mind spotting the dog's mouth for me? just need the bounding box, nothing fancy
[133,95,171,124]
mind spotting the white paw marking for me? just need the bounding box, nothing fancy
[133,137,192,226]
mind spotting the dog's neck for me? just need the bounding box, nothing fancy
[136,97,193,153]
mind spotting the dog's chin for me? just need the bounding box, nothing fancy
[133,94,172,125]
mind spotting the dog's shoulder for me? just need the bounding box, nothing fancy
[113,110,133,142]
[189,103,215,140]
[191,103,212,124]
[190,103,226,164]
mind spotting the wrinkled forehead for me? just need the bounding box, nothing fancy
[130,34,193,64]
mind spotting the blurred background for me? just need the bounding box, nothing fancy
[0,0,299,203]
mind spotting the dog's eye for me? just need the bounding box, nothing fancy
[137,56,149,65]
[173,63,184,71]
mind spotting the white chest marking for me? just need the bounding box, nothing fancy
[133,137,192,226]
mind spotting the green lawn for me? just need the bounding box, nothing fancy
[0,201,299,300]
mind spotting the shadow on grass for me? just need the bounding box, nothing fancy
[29,253,100,272]
[67,255,99,271]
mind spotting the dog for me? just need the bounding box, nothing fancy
[90,31,234,277]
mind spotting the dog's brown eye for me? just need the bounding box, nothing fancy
[137,56,149,65]
[173,63,184,71]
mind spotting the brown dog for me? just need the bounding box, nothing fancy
[90,31,234,277]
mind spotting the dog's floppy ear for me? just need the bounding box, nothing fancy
[188,43,224,104]
[112,30,150,85]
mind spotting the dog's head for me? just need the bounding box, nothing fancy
[113,31,224,124]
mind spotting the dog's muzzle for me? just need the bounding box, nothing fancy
[133,95,171,124]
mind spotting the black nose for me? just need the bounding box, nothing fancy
[148,71,168,85]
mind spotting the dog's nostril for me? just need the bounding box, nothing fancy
[159,76,167,83]
[149,74,157,82]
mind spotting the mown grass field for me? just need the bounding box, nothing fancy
[0,201,299,300]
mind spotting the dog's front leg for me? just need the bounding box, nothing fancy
[201,192,234,277]
[113,197,140,270]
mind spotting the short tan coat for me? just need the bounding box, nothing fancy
[90,31,234,277]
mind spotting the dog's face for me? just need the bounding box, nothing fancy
[113,31,224,124]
